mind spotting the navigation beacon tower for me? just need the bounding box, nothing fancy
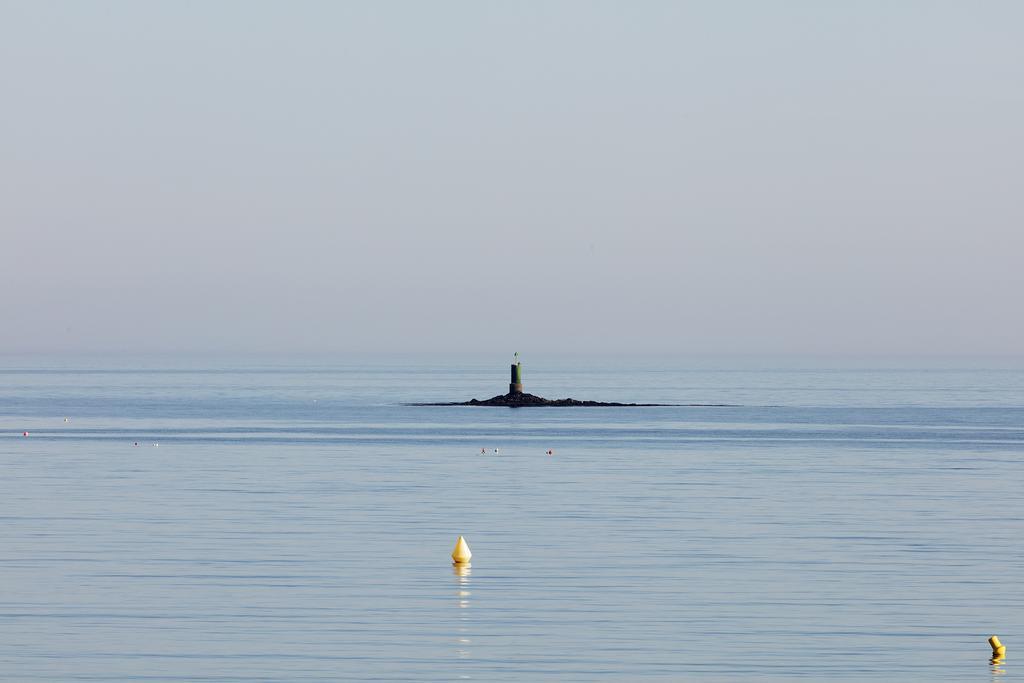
[509,352,523,395]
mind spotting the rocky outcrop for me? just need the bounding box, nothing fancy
[411,391,674,407]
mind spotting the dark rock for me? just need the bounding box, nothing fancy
[410,391,678,407]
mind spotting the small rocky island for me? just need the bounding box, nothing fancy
[411,354,684,407]
[429,392,670,407]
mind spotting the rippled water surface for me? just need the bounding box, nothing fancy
[1,355,1022,681]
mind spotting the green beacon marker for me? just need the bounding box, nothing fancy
[510,353,523,395]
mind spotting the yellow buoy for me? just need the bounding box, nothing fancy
[990,635,1006,658]
[451,535,472,565]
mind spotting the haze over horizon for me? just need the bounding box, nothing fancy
[2,2,1021,357]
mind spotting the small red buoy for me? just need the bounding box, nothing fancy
[22,431,29,437]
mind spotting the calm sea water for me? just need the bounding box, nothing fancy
[1,355,1022,681]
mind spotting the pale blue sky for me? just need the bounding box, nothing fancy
[2,2,1021,355]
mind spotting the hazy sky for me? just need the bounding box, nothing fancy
[2,2,1021,355]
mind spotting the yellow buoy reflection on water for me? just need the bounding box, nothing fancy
[451,535,472,565]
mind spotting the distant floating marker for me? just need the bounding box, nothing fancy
[990,635,1006,661]
[493,448,499,454]
[451,536,472,565]
[546,449,554,455]
[22,431,29,437]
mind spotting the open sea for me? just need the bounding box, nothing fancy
[1,354,1021,681]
